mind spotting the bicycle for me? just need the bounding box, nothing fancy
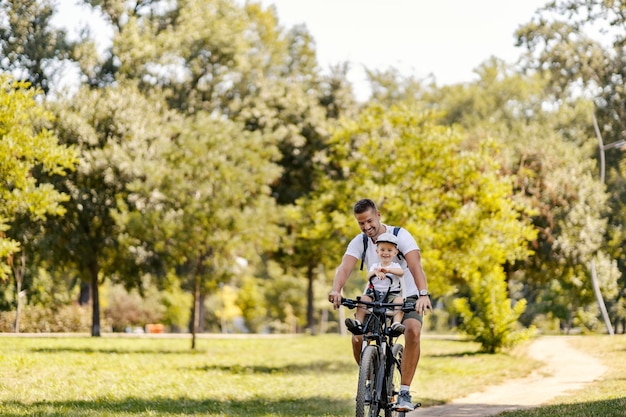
[341,279,421,417]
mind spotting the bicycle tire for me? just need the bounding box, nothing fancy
[356,345,380,417]
[385,343,403,417]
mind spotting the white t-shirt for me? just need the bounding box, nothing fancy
[345,224,421,296]
[367,261,404,295]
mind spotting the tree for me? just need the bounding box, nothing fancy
[0,74,77,329]
[118,111,282,347]
[417,57,619,332]
[0,0,76,94]
[44,82,176,336]
[516,0,626,331]
[305,103,536,351]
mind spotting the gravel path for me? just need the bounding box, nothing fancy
[409,336,607,417]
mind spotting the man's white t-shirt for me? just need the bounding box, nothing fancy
[345,224,420,297]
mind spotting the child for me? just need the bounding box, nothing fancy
[345,232,405,335]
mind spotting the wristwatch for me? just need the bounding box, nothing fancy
[419,289,429,297]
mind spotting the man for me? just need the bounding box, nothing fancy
[328,198,432,412]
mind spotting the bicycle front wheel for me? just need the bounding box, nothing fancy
[356,345,380,417]
[385,343,403,417]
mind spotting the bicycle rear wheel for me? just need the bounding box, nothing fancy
[385,343,403,417]
[356,345,380,417]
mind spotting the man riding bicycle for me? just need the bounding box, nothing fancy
[328,198,432,412]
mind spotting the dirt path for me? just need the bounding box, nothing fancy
[409,336,607,417]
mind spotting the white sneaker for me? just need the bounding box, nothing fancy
[395,390,414,411]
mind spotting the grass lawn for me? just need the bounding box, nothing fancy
[0,333,623,416]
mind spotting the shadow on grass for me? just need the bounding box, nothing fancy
[0,396,354,416]
[427,351,484,358]
[30,347,201,355]
[194,359,356,374]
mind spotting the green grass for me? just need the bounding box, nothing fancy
[1,333,622,416]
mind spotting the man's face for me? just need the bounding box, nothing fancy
[355,208,382,238]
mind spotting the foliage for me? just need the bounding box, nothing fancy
[0,74,77,280]
[44,82,176,335]
[324,103,535,289]
[516,0,626,331]
[236,275,268,333]
[2,0,625,339]
[0,303,90,332]
[158,275,193,332]
[104,284,165,332]
[0,0,75,94]
[261,260,308,333]
[115,110,282,344]
[307,103,536,350]
[454,266,535,353]
[425,58,618,332]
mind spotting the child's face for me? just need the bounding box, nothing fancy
[376,242,398,262]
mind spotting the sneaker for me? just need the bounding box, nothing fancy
[395,390,414,411]
[390,322,405,334]
[345,318,364,335]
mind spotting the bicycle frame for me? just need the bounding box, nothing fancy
[342,280,415,417]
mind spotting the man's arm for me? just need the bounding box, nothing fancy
[404,250,433,313]
[328,254,358,309]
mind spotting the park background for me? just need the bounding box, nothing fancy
[1,0,626,354]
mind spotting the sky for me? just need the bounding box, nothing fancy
[56,0,550,100]
[258,0,550,99]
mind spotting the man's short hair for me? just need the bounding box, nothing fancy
[354,199,377,214]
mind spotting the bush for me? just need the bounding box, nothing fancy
[0,304,91,332]
[453,268,535,353]
[105,285,165,332]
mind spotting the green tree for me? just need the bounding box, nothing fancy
[0,0,76,94]
[428,58,618,333]
[119,111,282,347]
[44,82,176,336]
[307,103,536,351]
[0,74,77,332]
[454,266,531,353]
[516,0,626,332]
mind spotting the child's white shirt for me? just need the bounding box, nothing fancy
[366,261,404,296]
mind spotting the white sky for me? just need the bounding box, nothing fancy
[259,0,550,99]
[55,0,550,100]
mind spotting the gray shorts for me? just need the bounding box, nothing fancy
[401,295,423,324]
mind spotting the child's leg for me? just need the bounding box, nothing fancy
[356,294,372,324]
[392,296,404,324]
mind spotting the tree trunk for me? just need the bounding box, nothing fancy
[306,264,315,334]
[12,252,26,333]
[78,281,90,305]
[191,272,200,349]
[89,259,101,337]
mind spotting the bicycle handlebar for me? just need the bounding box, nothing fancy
[341,297,416,313]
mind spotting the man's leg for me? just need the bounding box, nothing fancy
[401,317,422,386]
[351,334,363,364]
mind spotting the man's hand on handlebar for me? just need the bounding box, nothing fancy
[415,295,433,315]
[328,290,342,309]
